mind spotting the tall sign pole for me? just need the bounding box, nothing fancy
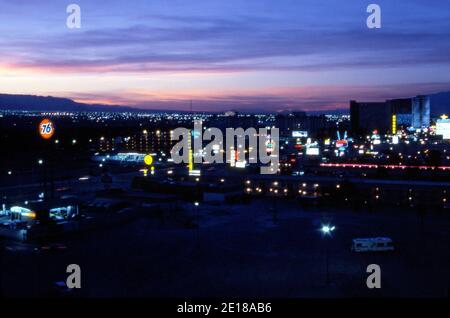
[38,119,55,200]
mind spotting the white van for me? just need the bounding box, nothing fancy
[351,237,394,252]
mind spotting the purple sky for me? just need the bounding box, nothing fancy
[1,0,450,112]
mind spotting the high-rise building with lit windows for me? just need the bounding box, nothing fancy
[412,95,431,128]
[351,95,431,137]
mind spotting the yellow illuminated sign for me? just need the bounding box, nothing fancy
[391,114,397,135]
[188,148,193,171]
[188,129,194,171]
[144,154,153,166]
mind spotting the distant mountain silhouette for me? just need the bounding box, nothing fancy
[0,91,449,114]
[0,93,136,112]
[307,109,350,115]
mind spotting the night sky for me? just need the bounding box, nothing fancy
[1,0,450,112]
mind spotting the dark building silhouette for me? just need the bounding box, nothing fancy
[350,101,390,136]
[275,112,307,136]
[274,112,332,137]
[98,129,173,154]
[351,95,431,137]
[208,112,259,131]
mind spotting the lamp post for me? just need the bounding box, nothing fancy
[37,158,48,200]
[194,201,200,226]
[194,201,200,256]
[321,224,335,286]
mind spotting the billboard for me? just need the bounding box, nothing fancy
[436,119,450,139]
[292,131,308,138]
[306,147,320,156]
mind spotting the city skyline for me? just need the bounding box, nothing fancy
[1,0,450,112]
[1,0,450,304]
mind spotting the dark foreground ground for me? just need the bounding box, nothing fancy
[1,199,449,298]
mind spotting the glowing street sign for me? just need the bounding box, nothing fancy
[436,119,450,140]
[188,148,194,171]
[292,131,308,138]
[392,135,399,144]
[189,169,201,176]
[144,154,153,166]
[39,119,55,140]
[188,129,194,171]
[335,131,348,150]
[392,114,397,135]
[235,160,246,168]
[229,149,236,167]
[306,147,320,156]
[265,135,275,153]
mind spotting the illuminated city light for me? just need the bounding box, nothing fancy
[320,163,450,171]
[321,225,336,235]
[39,118,55,140]
[144,154,153,166]
[392,114,397,135]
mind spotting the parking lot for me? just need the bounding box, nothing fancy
[1,199,449,297]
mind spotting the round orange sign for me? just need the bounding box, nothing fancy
[39,119,55,139]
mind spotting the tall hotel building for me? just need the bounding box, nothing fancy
[350,95,431,137]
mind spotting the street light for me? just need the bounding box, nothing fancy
[194,201,200,228]
[321,225,336,236]
[194,201,201,255]
[38,159,44,165]
[320,224,335,286]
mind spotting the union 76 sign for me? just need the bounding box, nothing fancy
[39,118,55,140]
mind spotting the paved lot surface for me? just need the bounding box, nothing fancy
[1,199,449,298]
